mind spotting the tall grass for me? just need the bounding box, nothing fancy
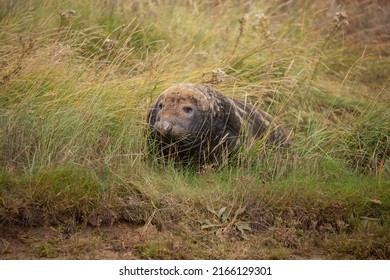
[0,0,389,259]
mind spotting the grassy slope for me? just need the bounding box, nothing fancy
[0,0,389,259]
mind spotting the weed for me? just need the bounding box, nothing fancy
[33,240,60,258]
[0,0,389,259]
[201,205,251,240]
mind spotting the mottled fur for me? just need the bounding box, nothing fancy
[147,83,289,164]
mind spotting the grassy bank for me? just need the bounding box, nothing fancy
[0,0,389,259]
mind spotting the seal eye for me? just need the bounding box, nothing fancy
[182,106,193,114]
[158,102,164,110]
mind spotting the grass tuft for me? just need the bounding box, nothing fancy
[1,0,389,259]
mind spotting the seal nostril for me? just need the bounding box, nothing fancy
[161,121,172,132]
[156,120,172,135]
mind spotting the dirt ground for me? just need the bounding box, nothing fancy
[0,223,330,260]
[0,224,151,259]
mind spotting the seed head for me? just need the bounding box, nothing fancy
[202,68,228,85]
[60,9,76,18]
[252,13,273,40]
[103,38,117,51]
[333,11,348,28]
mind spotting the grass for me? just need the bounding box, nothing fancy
[0,0,389,259]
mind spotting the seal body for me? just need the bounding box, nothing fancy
[147,83,289,164]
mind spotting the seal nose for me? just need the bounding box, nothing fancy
[155,120,172,136]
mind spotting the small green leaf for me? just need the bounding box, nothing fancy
[221,209,229,223]
[217,207,227,220]
[201,223,222,230]
[237,225,245,236]
[361,216,380,221]
[207,205,216,215]
[235,205,247,217]
[236,221,252,231]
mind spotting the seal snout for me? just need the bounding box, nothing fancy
[154,120,173,136]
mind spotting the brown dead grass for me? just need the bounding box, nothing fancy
[0,223,331,260]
